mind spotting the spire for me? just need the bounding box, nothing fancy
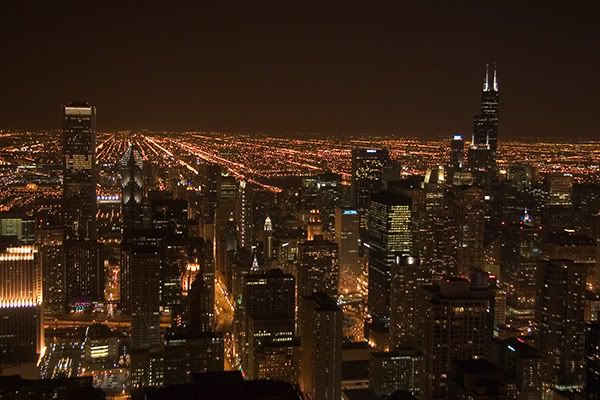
[483,63,489,92]
[493,63,498,91]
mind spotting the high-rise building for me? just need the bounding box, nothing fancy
[417,278,495,400]
[316,172,341,232]
[501,220,541,331]
[299,292,343,400]
[235,181,254,250]
[586,322,600,400]
[235,269,297,379]
[447,359,507,400]
[127,238,162,350]
[472,64,499,154]
[63,239,102,306]
[369,349,424,399]
[37,226,65,314]
[0,245,43,364]
[297,237,339,299]
[452,185,485,275]
[545,173,574,207]
[351,148,389,227]
[492,338,543,400]
[367,192,413,323]
[450,135,465,172]
[335,207,361,277]
[121,144,144,234]
[390,256,419,349]
[536,259,588,391]
[62,102,97,241]
[187,271,213,332]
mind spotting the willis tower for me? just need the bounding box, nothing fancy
[472,64,499,155]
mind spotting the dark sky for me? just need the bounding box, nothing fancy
[1,2,598,138]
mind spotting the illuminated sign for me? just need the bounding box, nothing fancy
[366,149,377,153]
[453,135,463,140]
[343,210,358,215]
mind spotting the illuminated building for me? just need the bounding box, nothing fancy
[64,239,102,307]
[215,173,237,288]
[62,102,97,241]
[299,292,343,400]
[315,172,341,232]
[120,144,144,234]
[235,180,254,250]
[369,349,424,399]
[545,172,573,206]
[297,237,339,298]
[586,322,600,400]
[501,220,541,331]
[447,359,507,400]
[367,191,412,323]
[160,238,188,322]
[236,269,296,378]
[472,63,499,155]
[417,278,495,400]
[83,324,119,364]
[493,338,543,400]
[0,245,43,364]
[536,259,588,391]
[334,207,360,277]
[37,226,65,314]
[163,329,224,385]
[149,193,188,237]
[450,135,465,172]
[507,164,536,191]
[351,148,389,227]
[390,256,419,349]
[263,216,274,260]
[0,212,35,243]
[467,145,495,191]
[452,185,485,275]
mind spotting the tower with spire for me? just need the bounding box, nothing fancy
[120,143,145,234]
[472,63,499,154]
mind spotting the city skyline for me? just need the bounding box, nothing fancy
[0,3,599,138]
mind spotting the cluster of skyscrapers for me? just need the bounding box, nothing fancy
[1,65,600,400]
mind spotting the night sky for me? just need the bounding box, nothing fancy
[1,2,598,138]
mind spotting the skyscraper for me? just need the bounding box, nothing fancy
[299,292,343,400]
[452,185,485,275]
[235,180,254,250]
[536,259,588,391]
[351,148,389,228]
[450,135,465,172]
[367,192,413,323]
[417,278,495,400]
[390,256,419,349]
[62,102,97,241]
[0,245,43,364]
[297,237,339,299]
[334,207,361,277]
[121,144,144,234]
[472,64,499,154]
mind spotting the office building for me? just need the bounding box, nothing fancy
[335,207,361,277]
[452,185,485,275]
[369,349,424,399]
[390,256,419,349]
[62,102,97,241]
[472,64,499,155]
[536,259,588,391]
[0,245,43,364]
[586,322,600,400]
[37,226,65,314]
[351,148,389,227]
[447,359,507,400]
[417,278,495,400]
[545,173,573,207]
[367,192,413,322]
[493,338,543,400]
[121,144,144,234]
[299,292,343,400]
[235,180,254,250]
[297,237,339,298]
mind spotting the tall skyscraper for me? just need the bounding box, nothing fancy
[452,185,485,275]
[334,207,360,277]
[121,144,144,234]
[0,245,43,363]
[367,192,413,323]
[299,292,343,400]
[536,259,588,391]
[37,226,65,314]
[472,64,499,154]
[417,278,495,400]
[450,135,465,172]
[62,102,97,241]
[235,180,254,250]
[351,148,389,228]
[390,256,419,349]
